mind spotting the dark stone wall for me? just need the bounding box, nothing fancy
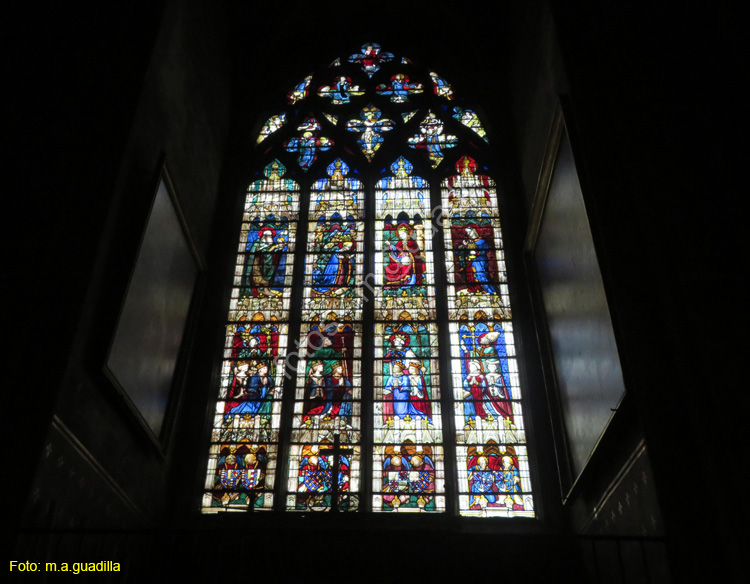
[12,0,233,532]
[505,2,744,582]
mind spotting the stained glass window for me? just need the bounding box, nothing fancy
[203,43,535,518]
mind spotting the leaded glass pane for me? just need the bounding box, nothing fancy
[442,157,534,517]
[348,42,393,77]
[372,157,444,513]
[287,159,364,511]
[408,112,458,168]
[202,160,299,513]
[453,107,488,142]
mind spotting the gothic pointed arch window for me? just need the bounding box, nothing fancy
[203,43,535,518]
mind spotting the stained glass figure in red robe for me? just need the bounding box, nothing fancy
[348,42,393,77]
[407,360,432,423]
[383,221,425,289]
[458,321,514,425]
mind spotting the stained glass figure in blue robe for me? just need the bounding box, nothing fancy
[376,73,423,103]
[284,118,333,170]
[318,75,364,104]
[408,112,457,168]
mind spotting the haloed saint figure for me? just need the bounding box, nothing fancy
[384,222,425,290]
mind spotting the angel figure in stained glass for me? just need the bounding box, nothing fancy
[240,446,268,491]
[348,42,393,77]
[346,106,394,162]
[382,444,435,510]
[297,447,332,502]
[257,112,287,144]
[382,452,411,508]
[376,73,423,103]
[467,442,521,510]
[212,451,245,507]
[284,118,333,170]
[211,443,269,508]
[468,453,498,510]
[296,444,351,510]
[497,454,524,510]
[408,112,457,168]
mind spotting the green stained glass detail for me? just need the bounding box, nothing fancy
[257,113,287,144]
[402,111,418,123]
[453,107,488,142]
